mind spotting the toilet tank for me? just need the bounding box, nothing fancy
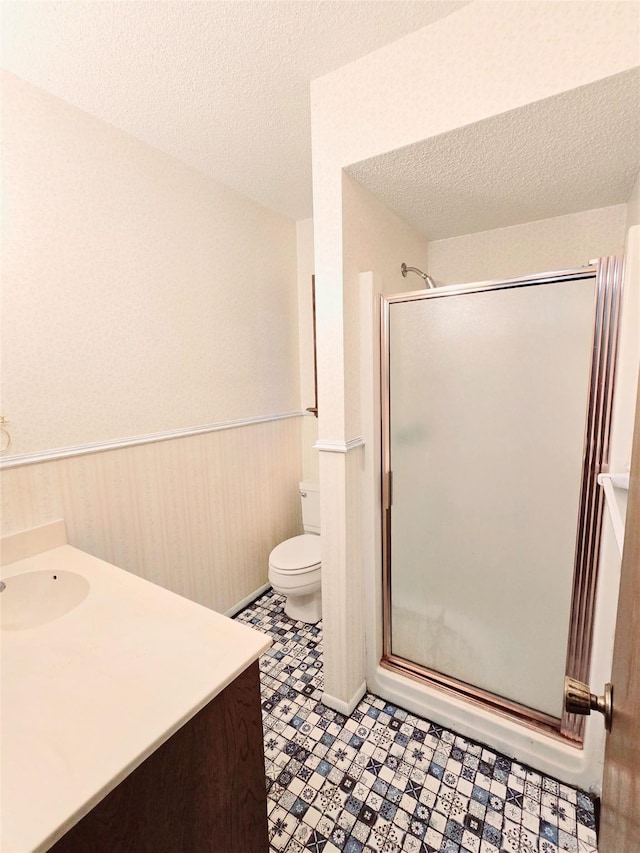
[299,480,320,534]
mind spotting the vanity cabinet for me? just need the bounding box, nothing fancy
[49,661,268,853]
[1,531,271,853]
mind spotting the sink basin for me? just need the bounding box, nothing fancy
[0,570,90,630]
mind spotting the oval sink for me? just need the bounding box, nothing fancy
[0,570,90,630]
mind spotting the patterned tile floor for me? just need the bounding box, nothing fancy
[235,590,598,853]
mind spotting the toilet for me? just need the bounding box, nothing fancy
[268,480,321,623]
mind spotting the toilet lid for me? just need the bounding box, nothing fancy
[270,534,321,571]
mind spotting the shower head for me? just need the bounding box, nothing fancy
[401,263,437,290]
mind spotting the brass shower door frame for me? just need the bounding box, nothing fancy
[380,258,624,743]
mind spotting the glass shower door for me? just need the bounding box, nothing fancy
[384,275,598,720]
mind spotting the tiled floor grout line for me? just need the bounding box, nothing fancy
[235,590,598,853]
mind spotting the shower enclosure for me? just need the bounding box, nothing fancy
[380,259,622,741]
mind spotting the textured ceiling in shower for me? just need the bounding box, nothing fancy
[347,69,640,241]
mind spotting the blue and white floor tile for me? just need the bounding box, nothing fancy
[235,590,598,853]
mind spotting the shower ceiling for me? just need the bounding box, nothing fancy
[347,69,640,241]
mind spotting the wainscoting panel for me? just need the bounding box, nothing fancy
[0,417,303,613]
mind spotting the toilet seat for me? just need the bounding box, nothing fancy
[269,534,320,571]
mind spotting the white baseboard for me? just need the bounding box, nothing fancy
[225,582,271,617]
[322,681,367,716]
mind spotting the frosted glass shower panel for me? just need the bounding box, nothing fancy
[388,280,596,718]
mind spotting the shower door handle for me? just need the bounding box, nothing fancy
[564,676,613,732]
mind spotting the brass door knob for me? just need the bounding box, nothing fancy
[564,676,613,732]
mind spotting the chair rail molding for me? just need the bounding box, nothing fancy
[1,412,306,469]
[313,437,365,454]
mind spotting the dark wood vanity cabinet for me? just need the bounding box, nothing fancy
[49,661,269,853]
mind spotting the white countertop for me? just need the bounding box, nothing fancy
[0,524,271,853]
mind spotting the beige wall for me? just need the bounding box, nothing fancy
[428,204,628,285]
[1,72,300,456]
[343,175,429,298]
[297,218,316,413]
[342,174,429,433]
[296,218,319,481]
[626,169,640,231]
[1,72,304,611]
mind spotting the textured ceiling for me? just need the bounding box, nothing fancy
[0,0,469,221]
[347,69,640,241]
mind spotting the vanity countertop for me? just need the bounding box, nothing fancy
[0,522,271,853]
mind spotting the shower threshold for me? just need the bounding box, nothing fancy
[381,653,579,746]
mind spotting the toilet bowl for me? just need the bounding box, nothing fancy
[268,481,321,624]
[269,534,321,623]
